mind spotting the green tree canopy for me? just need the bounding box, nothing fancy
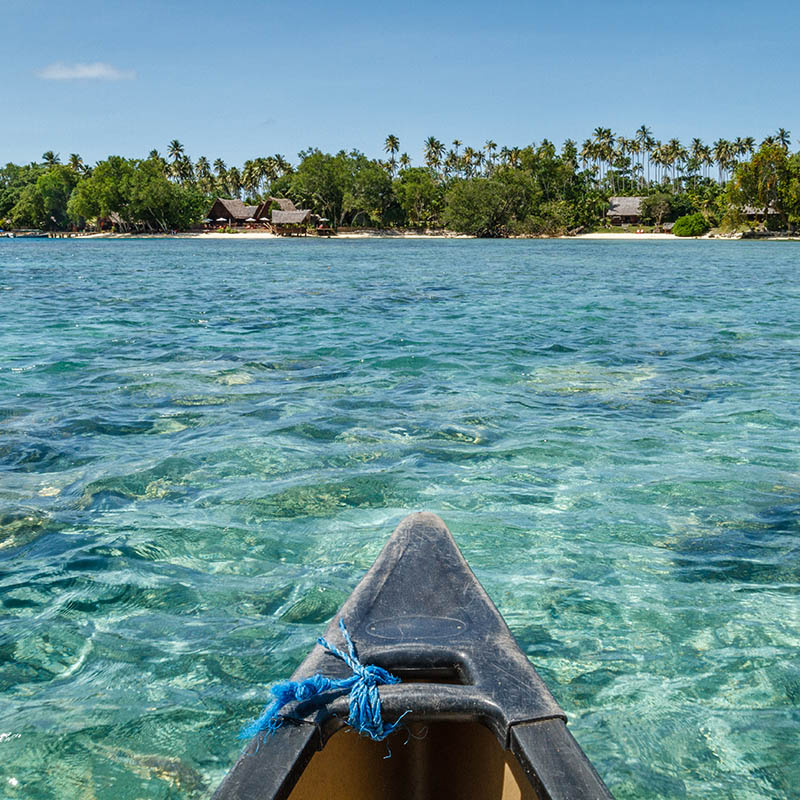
[290,149,399,227]
[0,162,45,220]
[726,143,790,227]
[783,153,800,229]
[10,165,79,229]
[128,157,208,231]
[640,192,674,226]
[443,178,521,237]
[393,168,444,227]
[290,149,349,225]
[67,156,136,223]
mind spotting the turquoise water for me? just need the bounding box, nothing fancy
[0,239,798,799]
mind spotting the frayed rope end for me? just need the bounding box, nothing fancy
[239,619,407,743]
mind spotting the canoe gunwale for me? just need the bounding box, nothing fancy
[307,685,568,750]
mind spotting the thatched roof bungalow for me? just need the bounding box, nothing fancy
[607,196,644,223]
[271,197,297,212]
[253,197,297,222]
[272,209,311,236]
[207,198,258,225]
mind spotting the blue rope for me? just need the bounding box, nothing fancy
[240,619,407,742]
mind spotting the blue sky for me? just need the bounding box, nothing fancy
[4,0,799,167]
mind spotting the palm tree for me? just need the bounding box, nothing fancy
[451,139,462,157]
[635,125,654,184]
[67,153,84,173]
[666,138,685,186]
[650,142,665,184]
[688,138,704,186]
[257,156,278,191]
[167,140,184,162]
[615,136,631,191]
[226,166,242,199]
[628,138,642,187]
[591,127,614,184]
[580,139,593,172]
[179,156,195,184]
[273,154,292,176]
[443,149,459,178]
[700,144,713,180]
[713,139,736,183]
[212,159,228,195]
[242,160,259,199]
[776,128,791,151]
[384,134,400,175]
[42,151,60,166]
[712,139,731,182]
[384,134,400,156]
[195,156,211,180]
[195,156,215,194]
[484,139,497,169]
[462,146,477,177]
[398,152,411,170]
[423,136,444,173]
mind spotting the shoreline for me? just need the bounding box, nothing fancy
[16,230,800,242]
[73,230,474,240]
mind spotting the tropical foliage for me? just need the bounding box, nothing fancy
[673,213,711,237]
[1,128,799,235]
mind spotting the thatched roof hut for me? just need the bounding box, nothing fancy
[270,197,296,212]
[607,197,644,221]
[253,197,297,221]
[207,198,258,224]
[271,209,312,236]
[272,210,311,225]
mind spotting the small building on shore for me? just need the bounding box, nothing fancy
[742,204,780,221]
[206,196,314,231]
[607,196,644,225]
[253,197,297,223]
[272,209,311,236]
[207,198,258,226]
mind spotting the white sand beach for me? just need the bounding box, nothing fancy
[68,230,797,241]
[78,230,473,240]
[570,232,691,240]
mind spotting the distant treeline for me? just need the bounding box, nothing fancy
[1,128,799,236]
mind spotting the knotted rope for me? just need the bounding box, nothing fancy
[240,619,407,742]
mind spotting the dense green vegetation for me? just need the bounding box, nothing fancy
[673,213,711,237]
[2,128,799,236]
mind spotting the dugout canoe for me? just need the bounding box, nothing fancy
[213,512,614,800]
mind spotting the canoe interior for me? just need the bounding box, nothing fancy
[287,721,539,800]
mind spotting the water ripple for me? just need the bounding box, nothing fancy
[0,239,798,799]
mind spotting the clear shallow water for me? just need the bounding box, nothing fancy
[0,238,798,799]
